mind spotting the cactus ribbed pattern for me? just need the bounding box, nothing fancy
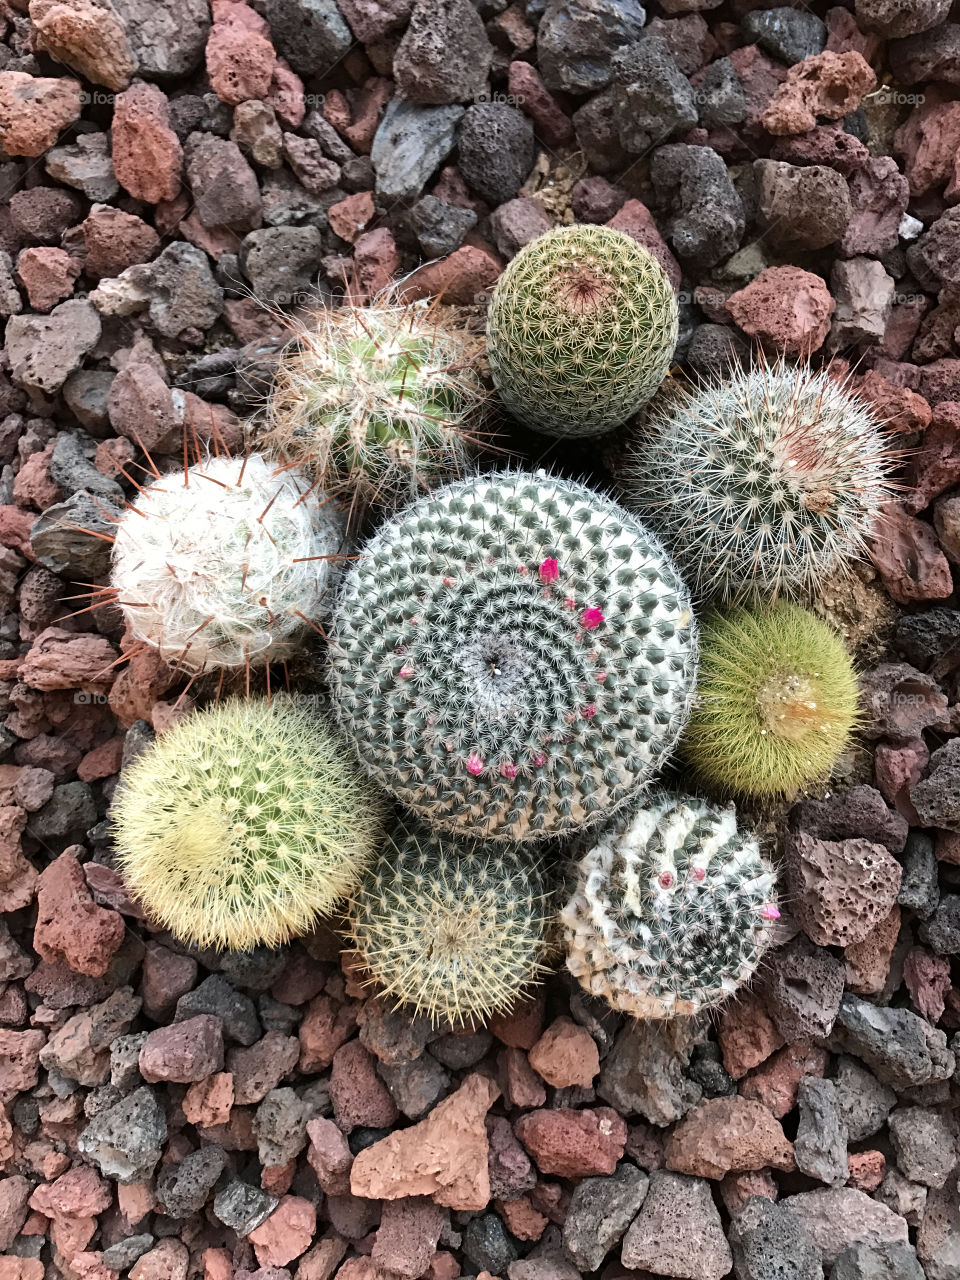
[561,793,779,1018]
[328,471,697,842]
[486,225,678,438]
[347,828,552,1026]
[625,360,895,602]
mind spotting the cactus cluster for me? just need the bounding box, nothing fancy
[625,360,896,602]
[113,697,384,951]
[561,793,779,1018]
[328,470,698,843]
[110,453,345,673]
[262,299,487,510]
[486,225,679,438]
[346,828,553,1026]
[685,602,860,796]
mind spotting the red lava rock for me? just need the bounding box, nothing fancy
[0,1028,46,1101]
[30,0,136,92]
[351,1073,499,1210]
[266,57,307,128]
[527,1017,599,1089]
[206,2,276,106]
[1,1261,44,1280]
[895,95,960,196]
[488,994,545,1050]
[19,628,118,693]
[607,199,681,292]
[182,1072,235,1127]
[117,1182,156,1228]
[495,1195,548,1242]
[0,505,38,557]
[497,1046,547,1109]
[141,943,198,1022]
[907,402,960,511]
[397,244,503,305]
[785,830,902,947]
[726,266,835,355]
[372,1196,446,1278]
[740,1044,829,1118]
[130,1239,189,1280]
[330,1040,399,1133]
[12,445,60,511]
[514,1108,626,1178]
[202,1250,233,1280]
[16,247,79,312]
[920,358,960,406]
[729,43,786,129]
[77,736,124,784]
[95,437,136,479]
[0,765,54,812]
[841,156,910,257]
[856,369,931,435]
[717,990,785,1079]
[111,82,183,204]
[34,851,125,979]
[770,123,869,175]
[328,192,376,244]
[869,505,954,603]
[762,51,876,136]
[665,1097,794,1180]
[0,73,82,157]
[0,806,38,912]
[719,1168,778,1216]
[139,1014,225,1083]
[351,227,400,303]
[489,197,552,260]
[228,1031,300,1106]
[508,61,573,148]
[108,637,177,728]
[80,206,160,280]
[298,994,360,1073]
[323,77,392,154]
[29,1164,111,1221]
[247,1195,316,1267]
[847,1150,885,1192]
[306,1116,353,1195]
[844,904,901,996]
[904,946,952,1022]
[874,739,928,824]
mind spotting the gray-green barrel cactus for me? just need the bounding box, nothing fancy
[328,471,697,842]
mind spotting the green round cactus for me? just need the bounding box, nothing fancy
[561,792,779,1018]
[328,470,698,843]
[113,697,385,951]
[624,359,896,602]
[110,452,345,673]
[346,827,553,1026]
[262,299,487,509]
[685,603,860,797]
[486,225,678,438]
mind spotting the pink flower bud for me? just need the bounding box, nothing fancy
[539,557,559,583]
[581,607,604,630]
[761,904,781,920]
[500,761,517,779]
[399,665,413,679]
[582,703,597,719]
[658,871,674,889]
[465,752,484,777]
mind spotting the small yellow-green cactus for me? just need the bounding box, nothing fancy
[486,224,678,438]
[113,697,385,951]
[345,828,553,1027]
[684,603,860,797]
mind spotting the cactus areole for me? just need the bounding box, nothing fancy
[329,471,698,842]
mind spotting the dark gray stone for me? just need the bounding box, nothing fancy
[598,1018,701,1127]
[537,0,648,95]
[651,143,745,270]
[911,737,960,831]
[729,1196,824,1280]
[218,946,289,991]
[394,0,493,105]
[255,1087,310,1167]
[888,1107,958,1189]
[831,994,956,1091]
[462,1213,518,1275]
[45,134,118,202]
[622,1171,732,1278]
[78,1086,167,1184]
[157,1146,228,1216]
[49,432,122,500]
[371,100,464,202]
[458,103,535,204]
[572,87,632,175]
[832,1241,924,1280]
[562,1162,648,1271]
[694,57,747,128]
[898,832,940,919]
[792,787,909,854]
[742,8,827,64]
[212,1177,279,1236]
[110,1032,147,1092]
[111,0,210,79]
[262,0,353,79]
[429,1030,493,1071]
[919,895,960,955]
[834,1055,897,1143]
[100,1235,155,1272]
[176,975,260,1046]
[408,196,477,259]
[378,1055,451,1121]
[28,782,97,841]
[140,241,224,338]
[688,1041,736,1098]
[686,324,751,377]
[794,1077,848,1186]
[611,37,698,155]
[762,933,845,1042]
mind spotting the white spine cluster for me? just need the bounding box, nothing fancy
[561,793,779,1018]
[111,453,345,672]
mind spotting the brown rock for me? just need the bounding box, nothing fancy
[719,1168,778,1217]
[228,1032,299,1106]
[762,51,876,136]
[206,7,276,106]
[249,1195,316,1268]
[34,852,125,979]
[328,191,376,244]
[16,247,79,312]
[0,1028,46,1103]
[130,1239,189,1280]
[397,243,503,305]
[372,1196,446,1279]
[847,1150,885,1192]
[607,199,681,292]
[903,946,952,1022]
[80,205,160,280]
[29,0,137,92]
[298,1232,349,1280]
[514,1108,626,1178]
[0,807,38,912]
[330,1040,399,1133]
[351,227,400,303]
[786,831,902,948]
[12,445,60,511]
[857,369,931,436]
[299,994,359,1072]
[111,82,183,204]
[507,61,572,149]
[665,1096,794,1180]
[39,986,141,1086]
[496,1195,548,1242]
[717,990,784,1079]
[907,401,960,511]
[528,1018,599,1089]
[20,627,118,693]
[868,505,954,603]
[726,265,835,355]
[895,95,960,196]
[0,72,82,157]
[488,994,544,1050]
[306,1116,353,1195]
[182,1072,235,1127]
[844,904,901,996]
[350,1073,499,1210]
[498,1047,547,1109]
[740,1044,829,1118]
[139,1014,224,1083]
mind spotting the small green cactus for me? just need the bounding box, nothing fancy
[685,602,860,797]
[113,697,385,952]
[624,359,896,602]
[262,298,487,509]
[346,827,553,1027]
[561,792,779,1018]
[110,452,345,673]
[486,224,679,438]
[328,470,698,843]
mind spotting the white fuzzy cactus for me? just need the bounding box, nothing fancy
[110,452,345,672]
[561,792,779,1018]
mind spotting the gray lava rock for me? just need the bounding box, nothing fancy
[486,1114,536,1201]
[622,1170,733,1280]
[833,1055,897,1142]
[261,169,330,227]
[45,134,118,202]
[240,226,324,305]
[110,1032,147,1092]
[729,1196,824,1280]
[157,1146,228,1216]
[112,0,210,78]
[762,933,845,1042]
[394,0,492,104]
[489,198,554,260]
[176,975,260,1046]
[50,432,122,500]
[651,143,745,270]
[378,1055,451,1121]
[686,324,751,377]
[794,1078,848,1186]
[408,196,477,259]
[562,1161,648,1271]
[429,1030,493,1071]
[694,56,747,128]
[371,100,464,202]
[888,1108,958,1189]
[897,832,940,918]
[463,1213,518,1275]
[833,1241,924,1280]
[262,0,353,78]
[458,103,535,204]
[875,1167,928,1226]
[688,1042,736,1098]
[62,371,114,435]
[611,36,698,155]
[255,1087,310,1167]
[140,241,224,338]
[754,159,851,251]
[916,1171,960,1280]
[213,1177,279,1236]
[831,994,956,1091]
[919,895,960,955]
[5,298,101,395]
[78,1086,167,1184]
[598,1017,702,1127]
[572,87,632,175]
[185,134,261,230]
[828,257,895,350]
[743,9,826,62]
[28,782,97,841]
[855,0,951,39]
[889,25,960,86]
[101,1236,155,1272]
[779,1188,908,1269]
[538,0,648,95]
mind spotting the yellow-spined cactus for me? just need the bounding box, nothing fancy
[113,697,385,951]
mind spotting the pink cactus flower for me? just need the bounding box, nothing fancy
[465,752,484,777]
[582,703,597,719]
[761,904,781,920]
[658,871,674,889]
[531,751,546,768]
[596,671,607,683]
[692,866,706,882]
[539,557,559,583]
[398,664,414,679]
[500,761,517,779]
[581,607,604,630]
